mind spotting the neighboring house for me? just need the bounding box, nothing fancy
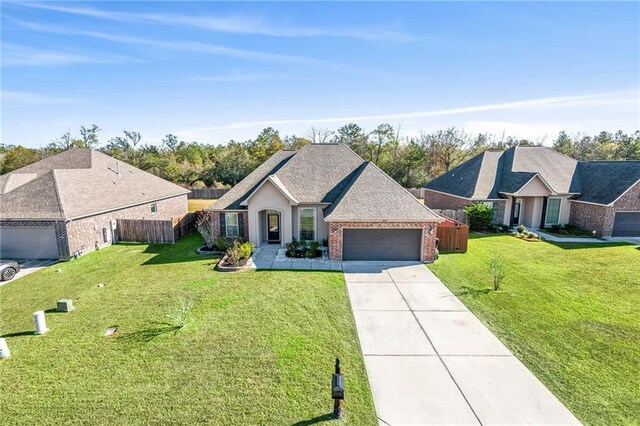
[208,144,442,261]
[0,149,189,260]
[423,146,640,237]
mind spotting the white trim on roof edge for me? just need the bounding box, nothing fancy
[239,175,298,207]
[608,177,640,206]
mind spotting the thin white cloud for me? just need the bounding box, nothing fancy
[177,91,637,137]
[2,91,78,105]
[9,19,336,66]
[2,43,143,66]
[189,72,280,83]
[15,2,417,42]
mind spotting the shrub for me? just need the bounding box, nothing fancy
[309,241,320,251]
[489,254,506,291]
[517,224,526,233]
[225,240,243,266]
[214,235,228,251]
[321,239,328,247]
[239,241,253,259]
[464,202,494,231]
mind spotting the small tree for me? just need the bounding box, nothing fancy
[464,202,494,231]
[489,254,506,291]
[196,214,216,249]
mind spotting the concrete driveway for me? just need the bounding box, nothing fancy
[0,259,56,286]
[344,261,580,426]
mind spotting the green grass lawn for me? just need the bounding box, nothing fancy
[188,198,216,212]
[0,234,376,425]
[429,234,640,426]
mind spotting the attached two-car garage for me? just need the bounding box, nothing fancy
[0,226,59,259]
[342,228,422,261]
[612,212,640,237]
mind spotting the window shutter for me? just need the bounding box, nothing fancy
[220,213,226,237]
[238,213,245,238]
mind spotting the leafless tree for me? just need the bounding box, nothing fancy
[306,127,335,144]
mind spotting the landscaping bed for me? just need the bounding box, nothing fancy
[0,234,376,425]
[428,234,640,425]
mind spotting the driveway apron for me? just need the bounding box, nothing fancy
[343,261,580,426]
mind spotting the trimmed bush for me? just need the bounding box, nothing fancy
[464,202,494,231]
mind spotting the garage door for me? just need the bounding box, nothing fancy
[0,226,59,259]
[612,212,640,237]
[343,229,421,261]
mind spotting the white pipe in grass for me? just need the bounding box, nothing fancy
[33,311,48,335]
[0,338,10,358]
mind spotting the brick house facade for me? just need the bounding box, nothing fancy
[570,180,640,237]
[209,211,250,241]
[328,221,439,262]
[0,195,187,259]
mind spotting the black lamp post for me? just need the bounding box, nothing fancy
[331,357,344,418]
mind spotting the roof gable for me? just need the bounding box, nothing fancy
[240,175,298,206]
[324,162,442,222]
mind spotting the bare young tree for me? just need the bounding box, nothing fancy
[196,213,216,249]
[49,131,77,151]
[306,127,335,144]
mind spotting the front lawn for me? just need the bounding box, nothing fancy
[429,234,639,425]
[0,234,376,425]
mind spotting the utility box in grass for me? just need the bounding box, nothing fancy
[57,299,75,312]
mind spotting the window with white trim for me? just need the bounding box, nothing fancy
[150,202,158,215]
[225,213,239,237]
[545,198,561,225]
[299,208,316,241]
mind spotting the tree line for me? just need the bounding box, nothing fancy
[1,124,638,189]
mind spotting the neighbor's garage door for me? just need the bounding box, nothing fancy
[0,226,59,259]
[612,212,640,237]
[343,228,421,261]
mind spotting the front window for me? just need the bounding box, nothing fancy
[545,198,561,225]
[225,213,239,237]
[299,208,315,240]
[150,202,158,215]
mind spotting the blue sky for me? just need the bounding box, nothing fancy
[2,1,639,148]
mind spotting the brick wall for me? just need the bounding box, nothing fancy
[423,189,470,210]
[569,202,607,236]
[66,195,187,257]
[328,221,439,262]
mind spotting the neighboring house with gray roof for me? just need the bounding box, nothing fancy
[423,146,640,237]
[209,144,442,261]
[0,149,189,259]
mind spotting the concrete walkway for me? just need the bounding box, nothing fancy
[344,261,580,425]
[251,243,342,271]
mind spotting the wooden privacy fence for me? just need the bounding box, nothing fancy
[407,188,425,199]
[433,209,468,225]
[116,212,201,243]
[187,188,229,199]
[436,218,469,253]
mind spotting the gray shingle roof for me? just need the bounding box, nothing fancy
[210,150,296,210]
[324,162,442,222]
[573,161,640,204]
[210,143,441,222]
[0,149,189,220]
[424,146,640,205]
